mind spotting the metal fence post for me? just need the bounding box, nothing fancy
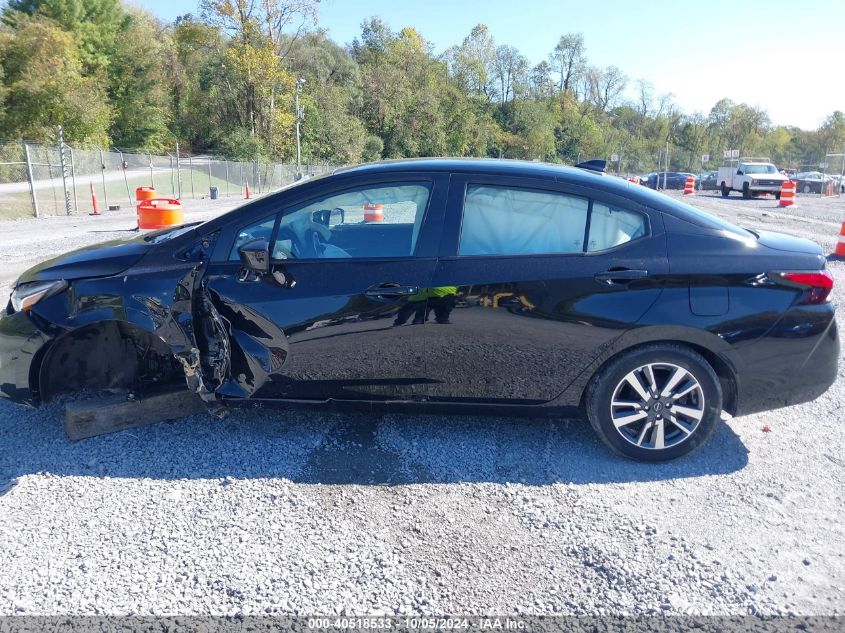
[149,152,155,189]
[46,149,58,214]
[118,149,132,208]
[225,160,229,197]
[22,141,39,218]
[207,157,212,196]
[56,127,73,215]
[69,146,79,214]
[189,154,195,199]
[175,142,181,199]
[99,149,109,209]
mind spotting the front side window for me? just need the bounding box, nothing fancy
[230,182,432,260]
[459,184,589,256]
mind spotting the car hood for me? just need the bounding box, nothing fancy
[748,173,787,180]
[755,230,823,256]
[15,234,155,285]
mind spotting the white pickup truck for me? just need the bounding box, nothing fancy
[717,159,788,199]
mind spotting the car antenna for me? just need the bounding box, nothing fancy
[574,159,607,174]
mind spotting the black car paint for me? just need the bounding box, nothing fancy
[0,159,838,423]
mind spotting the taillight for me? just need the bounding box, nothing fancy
[774,271,834,304]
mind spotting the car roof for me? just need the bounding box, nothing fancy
[335,157,587,180]
[333,157,651,198]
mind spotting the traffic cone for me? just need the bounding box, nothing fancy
[835,221,845,258]
[779,180,796,207]
[89,181,100,216]
[683,175,696,195]
[244,176,251,200]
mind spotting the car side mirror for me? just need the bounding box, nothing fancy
[312,208,344,227]
[329,208,344,227]
[238,238,270,274]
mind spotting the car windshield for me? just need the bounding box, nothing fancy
[744,164,778,174]
[143,224,199,244]
[194,171,334,231]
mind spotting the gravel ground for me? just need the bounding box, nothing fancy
[0,188,844,617]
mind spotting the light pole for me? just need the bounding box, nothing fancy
[295,77,305,179]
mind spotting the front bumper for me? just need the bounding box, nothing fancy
[0,306,50,405]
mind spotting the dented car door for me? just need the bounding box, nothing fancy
[198,173,448,402]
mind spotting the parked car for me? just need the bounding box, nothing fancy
[645,172,696,190]
[697,171,718,191]
[795,171,832,194]
[1,159,838,461]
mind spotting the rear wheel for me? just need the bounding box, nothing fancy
[802,184,811,194]
[775,192,781,200]
[585,344,722,461]
[721,183,730,197]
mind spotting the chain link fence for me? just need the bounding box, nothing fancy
[0,139,339,220]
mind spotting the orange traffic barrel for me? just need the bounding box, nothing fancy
[136,186,157,201]
[683,175,696,195]
[835,221,845,258]
[779,180,796,207]
[363,202,384,222]
[137,198,184,230]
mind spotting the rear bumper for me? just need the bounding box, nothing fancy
[0,307,49,405]
[729,305,839,416]
[788,316,839,407]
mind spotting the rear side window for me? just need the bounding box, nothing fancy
[587,203,647,252]
[459,184,588,255]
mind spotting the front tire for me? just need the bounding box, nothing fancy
[742,183,751,199]
[585,344,722,461]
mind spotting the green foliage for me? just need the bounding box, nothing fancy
[0,5,838,169]
[0,14,112,144]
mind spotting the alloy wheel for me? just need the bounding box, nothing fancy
[609,362,705,451]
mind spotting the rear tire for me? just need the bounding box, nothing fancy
[802,184,811,194]
[585,344,722,461]
[775,192,781,200]
[721,183,730,197]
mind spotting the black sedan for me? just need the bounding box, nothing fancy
[0,159,838,461]
[645,171,696,190]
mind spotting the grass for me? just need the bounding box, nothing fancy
[0,168,267,220]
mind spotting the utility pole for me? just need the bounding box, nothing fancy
[295,77,305,180]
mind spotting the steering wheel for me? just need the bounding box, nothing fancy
[277,222,329,259]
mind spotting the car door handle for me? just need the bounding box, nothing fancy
[364,284,420,297]
[594,269,649,285]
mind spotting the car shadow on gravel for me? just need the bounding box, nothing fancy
[0,398,748,492]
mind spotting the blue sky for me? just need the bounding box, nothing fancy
[132,0,844,130]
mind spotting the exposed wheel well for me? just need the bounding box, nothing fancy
[580,340,737,416]
[36,321,183,402]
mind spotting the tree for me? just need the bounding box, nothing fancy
[3,0,126,75]
[549,32,584,95]
[0,14,112,144]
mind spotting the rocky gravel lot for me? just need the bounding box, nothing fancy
[0,188,844,617]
